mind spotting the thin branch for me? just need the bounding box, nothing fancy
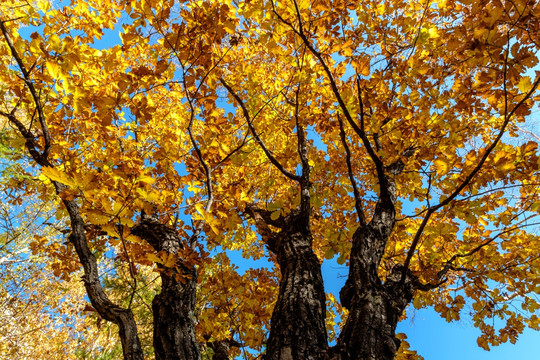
[271,4,391,202]
[0,108,50,167]
[294,84,311,220]
[211,129,250,171]
[0,20,51,158]
[435,220,540,282]
[220,78,301,182]
[517,126,540,142]
[401,41,540,281]
[184,81,214,246]
[338,114,366,226]
[118,223,138,309]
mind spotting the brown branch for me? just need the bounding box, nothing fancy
[0,19,51,158]
[211,129,250,170]
[220,78,301,182]
[436,219,540,282]
[183,73,214,246]
[1,24,143,357]
[118,223,138,310]
[338,114,366,226]
[0,108,51,167]
[401,43,540,281]
[294,84,311,222]
[271,5,392,203]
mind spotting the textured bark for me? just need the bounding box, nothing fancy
[336,259,416,360]
[131,216,200,360]
[209,341,231,360]
[333,174,417,360]
[207,339,242,360]
[259,212,327,360]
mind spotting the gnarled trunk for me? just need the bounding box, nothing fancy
[264,215,327,360]
[152,267,200,360]
[132,216,200,360]
[334,200,416,360]
[337,266,416,360]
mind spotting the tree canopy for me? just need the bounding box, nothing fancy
[1,0,539,359]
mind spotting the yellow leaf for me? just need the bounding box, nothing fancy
[86,212,110,225]
[45,61,60,78]
[147,253,163,264]
[137,175,155,184]
[434,159,449,175]
[518,76,532,93]
[353,57,370,77]
[194,203,205,217]
[41,167,77,188]
[164,253,178,268]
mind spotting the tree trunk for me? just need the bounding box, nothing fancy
[132,216,201,360]
[152,268,200,360]
[263,213,327,360]
[337,263,416,360]
[334,200,416,360]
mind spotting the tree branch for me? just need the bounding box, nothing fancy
[401,44,540,281]
[220,78,301,182]
[294,84,311,223]
[271,5,392,203]
[0,19,51,159]
[338,114,366,226]
[181,66,215,246]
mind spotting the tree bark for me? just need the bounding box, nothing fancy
[333,175,417,360]
[336,240,416,360]
[132,215,201,360]
[252,210,327,360]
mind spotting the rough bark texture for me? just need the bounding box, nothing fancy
[208,339,242,360]
[336,245,416,360]
[331,173,418,360]
[251,209,327,360]
[131,215,200,360]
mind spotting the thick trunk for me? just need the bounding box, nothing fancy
[336,268,415,360]
[152,268,200,360]
[335,201,416,360]
[264,215,327,360]
[132,216,201,360]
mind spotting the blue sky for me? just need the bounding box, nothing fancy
[399,309,539,360]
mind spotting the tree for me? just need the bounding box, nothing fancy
[1,0,539,359]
